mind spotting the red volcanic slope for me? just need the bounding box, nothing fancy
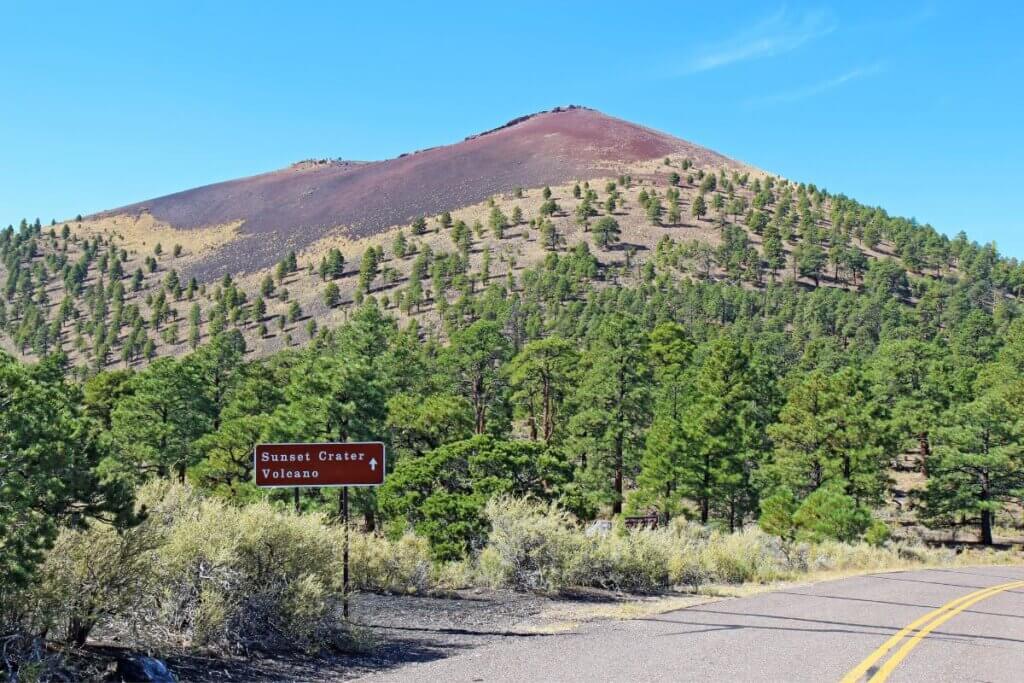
[101,107,736,279]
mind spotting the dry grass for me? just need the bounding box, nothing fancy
[71,213,244,262]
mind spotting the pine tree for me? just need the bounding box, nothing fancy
[566,315,652,514]
[692,194,708,221]
[411,215,427,235]
[188,304,201,349]
[323,281,341,307]
[489,206,507,239]
[678,337,768,526]
[393,230,408,258]
[635,323,695,519]
[0,356,135,590]
[443,320,511,435]
[921,380,1024,545]
[592,217,621,250]
[358,247,378,292]
[764,368,890,506]
[508,337,577,442]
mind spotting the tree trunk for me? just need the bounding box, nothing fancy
[979,466,994,545]
[980,508,994,546]
[68,616,95,647]
[918,432,930,475]
[542,375,554,442]
[701,453,711,524]
[612,433,623,515]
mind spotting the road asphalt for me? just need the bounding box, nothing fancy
[359,565,1024,682]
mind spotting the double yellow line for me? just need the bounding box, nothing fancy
[841,579,1024,682]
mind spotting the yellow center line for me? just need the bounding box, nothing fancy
[867,580,1024,682]
[840,579,1024,683]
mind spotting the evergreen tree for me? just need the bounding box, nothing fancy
[507,337,578,442]
[443,320,511,435]
[323,281,341,307]
[489,206,507,239]
[108,357,211,484]
[764,368,890,506]
[635,323,695,519]
[678,337,767,526]
[393,230,408,258]
[0,354,135,589]
[921,380,1024,545]
[358,247,378,292]
[566,315,652,514]
[592,216,621,250]
[692,194,708,221]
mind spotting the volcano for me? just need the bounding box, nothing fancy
[97,106,738,278]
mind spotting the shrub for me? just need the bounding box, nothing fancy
[483,497,586,592]
[699,528,788,584]
[349,532,432,594]
[864,520,892,546]
[792,486,871,543]
[668,550,713,591]
[584,530,672,592]
[157,497,345,652]
[472,499,975,595]
[30,480,183,645]
[758,488,798,540]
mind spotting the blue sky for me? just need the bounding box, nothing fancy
[3,2,1022,256]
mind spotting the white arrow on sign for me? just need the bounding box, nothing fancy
[369,458,378,471]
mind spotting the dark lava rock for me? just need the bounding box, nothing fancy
[115,656,177,682]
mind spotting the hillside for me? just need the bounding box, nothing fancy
[7,107,1024,679]
[96,106,734,279]
[8,107,1012,374]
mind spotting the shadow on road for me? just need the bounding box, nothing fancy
[772,590,1024,621]
[867,574,1024,592]
[361,623,559,638]
[639,608,1024,646]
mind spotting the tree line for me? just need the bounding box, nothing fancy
[5,230,1024,584]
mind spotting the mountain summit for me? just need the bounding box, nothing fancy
[99,107,736,276]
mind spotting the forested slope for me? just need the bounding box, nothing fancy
[4,121,1024,666]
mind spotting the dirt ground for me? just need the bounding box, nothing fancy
[73,588,688,681]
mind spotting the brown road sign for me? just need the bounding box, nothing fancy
[254,442,386,487]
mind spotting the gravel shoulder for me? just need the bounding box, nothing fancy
[78,564,1023,681]
[83,588,694,681]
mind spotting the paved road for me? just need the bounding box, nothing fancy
[361,566,1024,682]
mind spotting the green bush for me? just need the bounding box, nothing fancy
[864,519,892,546]
[758,488,798,540]
[792,486,871,543]
[379,436,572,561]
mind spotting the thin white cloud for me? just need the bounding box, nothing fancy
[682,8,836,74]
[744,63,885,107]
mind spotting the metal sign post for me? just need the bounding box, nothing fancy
[254,442,386,621]
[341,485,350,619]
